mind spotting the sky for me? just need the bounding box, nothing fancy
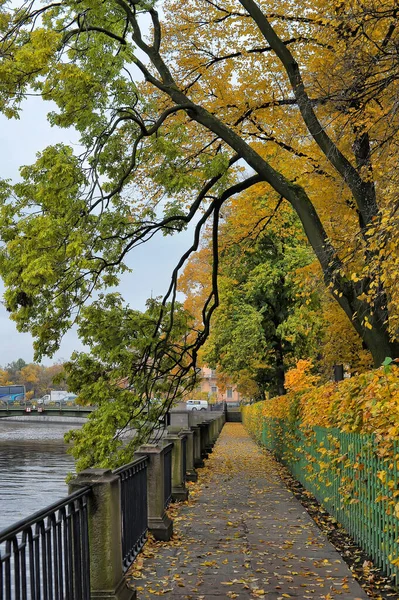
[0,96,194,367]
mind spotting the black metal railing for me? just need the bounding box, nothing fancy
[0,488,91,600]
[181,435,187,483]
[163,444,173,508]
[114,457,148,572]
[210,402,225,411]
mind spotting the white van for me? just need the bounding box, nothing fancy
[186,400,209,411]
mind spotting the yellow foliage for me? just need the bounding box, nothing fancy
[284,359,320,393]
[0,369,12,386]
[243,364,399,440]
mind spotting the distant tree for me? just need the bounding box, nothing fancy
[19,363,41,397]
[0,369,12,386]
[0,360,67,397]
[5,359,27,380]
[38,363,67,395]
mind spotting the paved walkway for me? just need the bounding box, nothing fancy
[130,423,368,599]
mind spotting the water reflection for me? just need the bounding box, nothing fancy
[0,419,80,531]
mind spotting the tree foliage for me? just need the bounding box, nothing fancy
[180,189,323,398]
[63,294,195,470]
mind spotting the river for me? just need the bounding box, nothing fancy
[0,418,81,532]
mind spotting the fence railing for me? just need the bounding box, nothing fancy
[0,488,90,600]
[259,418,399,581]
[113,457,148,572]
[0,411,226,599]
[163,445,172,508]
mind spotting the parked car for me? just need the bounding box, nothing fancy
[186,400,208,411]
[38,391,77,405]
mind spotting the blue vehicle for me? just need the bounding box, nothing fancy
[0,385,26,403]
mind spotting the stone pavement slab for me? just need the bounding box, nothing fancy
[129,423,369,599]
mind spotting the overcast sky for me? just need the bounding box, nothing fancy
[0,96,194,367]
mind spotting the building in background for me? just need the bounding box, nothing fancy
[195,367,241,404]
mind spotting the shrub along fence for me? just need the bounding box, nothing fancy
[242,408,399,581]
[0,410,225,600]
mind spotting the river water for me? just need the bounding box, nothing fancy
[0,418,81,532]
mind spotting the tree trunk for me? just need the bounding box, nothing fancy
[355,318,399,367]
[333,286,399,366]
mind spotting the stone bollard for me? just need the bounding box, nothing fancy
[214,416,220,435]
[198,422,210,458]
[169,410,190,429]
[210,418,218,444]
[69,469,136,600]
[191,425,204,468]
[218,414,224,432]
[180,428,197,481]
[134,444,173,541]
[204,420,214,452]
[164,433,189,501]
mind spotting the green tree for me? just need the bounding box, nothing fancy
[201,217,322,398]
[5,359,27,380]
[62,294,195,470]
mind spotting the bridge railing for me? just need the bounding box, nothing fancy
[0,402,96,417]
[0,411,226,600]
[0,487,91,600]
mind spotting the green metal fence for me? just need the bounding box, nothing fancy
[260,418,399,580]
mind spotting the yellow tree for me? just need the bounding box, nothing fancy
[0,369,12,386]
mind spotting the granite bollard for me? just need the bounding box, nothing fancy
[204,420,214,452]
[180,428,197,481]
[69,469,136,600]
[134,444,173,541]
[198,422,210,459]
[191,424,204,468]
[164,433,189,501]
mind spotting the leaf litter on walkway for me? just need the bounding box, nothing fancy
[126,423,378,599]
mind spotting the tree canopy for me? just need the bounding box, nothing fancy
[0,0,398,464]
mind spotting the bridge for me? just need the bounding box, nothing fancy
[0,403,95,418]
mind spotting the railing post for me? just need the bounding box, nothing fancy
[198,422,210,459]
[203,420,214,452]
[214,416,220,435]
[191,425,204,468]
[164,433,189,501]
[210,418,217,444]
[69,469,136,600]
[219,414,225,431]
[180,428,197,481]
[169,410,190,429]
[134,445,173,541]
